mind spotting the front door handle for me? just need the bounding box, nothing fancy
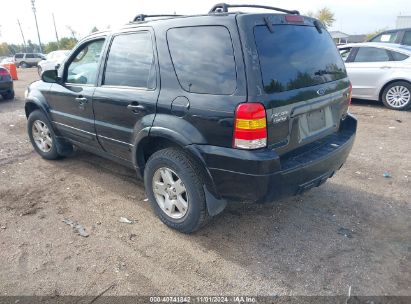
[380,66,391,69]
[127,103,146,112]
[75,97,88,103]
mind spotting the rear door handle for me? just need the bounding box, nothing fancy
[380,66,391,69]
[127,103,146,112]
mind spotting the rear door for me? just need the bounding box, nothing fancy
[345,46,391,98]
[92,29,159,161]
[237,14,350,154]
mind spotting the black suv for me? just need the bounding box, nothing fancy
[25,3,357,233]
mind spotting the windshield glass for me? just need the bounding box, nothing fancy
[254,25,347,93]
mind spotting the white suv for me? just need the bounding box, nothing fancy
[14,53,46,68]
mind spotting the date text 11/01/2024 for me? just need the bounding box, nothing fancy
[149,296,257,303]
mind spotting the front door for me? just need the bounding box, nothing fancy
[48,38,106,147]
[92,30,159,161]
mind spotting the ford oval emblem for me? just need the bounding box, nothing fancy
[317,88,326,96]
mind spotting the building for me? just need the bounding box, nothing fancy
[396,16,411,29]
[330,31,367,45]
[330,31,349,44]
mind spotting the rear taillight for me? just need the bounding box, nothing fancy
[0,68,10,76]
[348,82,353,105]
[233,103,267,150]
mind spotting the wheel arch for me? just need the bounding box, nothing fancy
[379,79,411,101]
[133,131,221,202]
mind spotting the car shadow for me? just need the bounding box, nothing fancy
[49,148,410,294]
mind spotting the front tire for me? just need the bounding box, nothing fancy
[382,81,411,110]
[28,110,61,160]
[144,148,208,233]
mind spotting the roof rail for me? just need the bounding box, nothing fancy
[209,3,300,15]
[132,14,182,22]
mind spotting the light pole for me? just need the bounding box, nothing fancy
[31,0,43,53]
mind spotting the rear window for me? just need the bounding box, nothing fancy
[254,25,346,93]
[167,26,237,95]
[15,54,23,58]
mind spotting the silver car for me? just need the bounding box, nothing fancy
[338,42,411,110]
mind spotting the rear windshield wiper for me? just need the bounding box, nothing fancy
[264,17,275,33]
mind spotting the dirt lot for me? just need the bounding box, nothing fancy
[0,69,410,297]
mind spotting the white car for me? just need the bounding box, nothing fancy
[338,42,411,110]
[37,50,70,75]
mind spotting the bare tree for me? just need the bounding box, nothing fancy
[66,25,77,39]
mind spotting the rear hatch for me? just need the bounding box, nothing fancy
[236,14,351,155]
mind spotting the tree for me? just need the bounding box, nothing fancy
[91,26,99,33]
[306,7,335,28]
[66,26,77,39]
[366,28,387,41]
[44,41,59,53]
[59,37,77,50]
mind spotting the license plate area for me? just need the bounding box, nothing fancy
[298,106,335,143]
[307,108,326,132]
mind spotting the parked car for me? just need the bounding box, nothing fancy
[0,57,14,66]
[24,3,356,233]
[14,53,46,68]
[339,42,411,110]
[369,28,411,46]
[0,66,15,100]
[37,50,70,75]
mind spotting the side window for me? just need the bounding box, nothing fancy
[354,47,390,62]
[66,39,105,85]
[103,32,155,89]
[390,51,409,61]
[339,48,352,62]
[403,31,411,46]
[26,54,35,58]
[370,32,398,43]
[167,26,237,95]
[15,54,23,59]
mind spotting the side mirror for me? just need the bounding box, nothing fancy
[41,69,58,83]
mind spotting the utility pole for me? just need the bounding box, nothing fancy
[31,0,43,53]
[17,19,27,52]
[52,13,59,48]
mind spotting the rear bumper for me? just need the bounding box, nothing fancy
[192,114,357,203]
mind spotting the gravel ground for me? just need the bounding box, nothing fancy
[0,69,410,297]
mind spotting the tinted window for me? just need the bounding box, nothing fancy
[167,26,236,95]
[103,32,155,89]
[370,32,398,43]
[15,54,23,58]
[403,31,411,46]
[67,39,104,85]
[26,54,35,58]
[390,51,409,61]
[354,47,390,62]
[254,25,346,93]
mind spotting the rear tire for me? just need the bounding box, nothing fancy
[144,147,208,233]
[28,110,61,160]
[1,91,14,100]
[19,62,28,68]
[381,81,411,110]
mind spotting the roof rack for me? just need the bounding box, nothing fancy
[209,3,300,15]
[132,14,182,22]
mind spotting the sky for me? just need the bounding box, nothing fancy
[1,0,410,45]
